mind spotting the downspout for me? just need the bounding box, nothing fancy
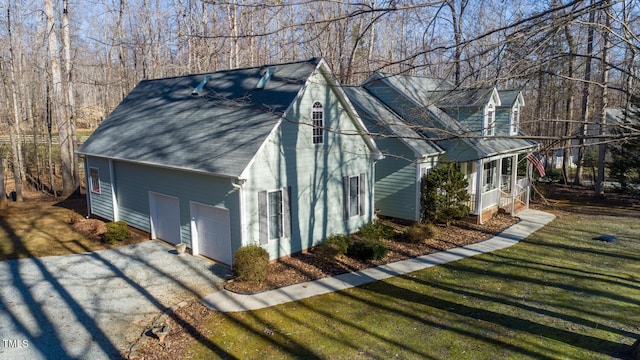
[475,159,484,224]
[231,178,247,249]
[371,151,383,222]
[510,155,518,216]
[415,162,422,222]
[84,156,91,218]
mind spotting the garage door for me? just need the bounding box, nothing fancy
[149,193,181,245]
[192,203,232,265]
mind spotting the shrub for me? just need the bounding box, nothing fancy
[318,234,350,258]
[358,221,395,241]
[103,221,130,244]
[233,244,269,282]
[420,163,470,226]
[405,222,439,244]
[347,238,388,261]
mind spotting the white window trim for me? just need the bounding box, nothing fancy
[312,101,324,145]
[510,105,520,135]
[267,189,284,240]
[483,160,498,192]
[484,102,496,136]
[347,175,360,217]
[90,167,101,194]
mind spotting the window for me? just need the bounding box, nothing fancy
[268,190,283,240]
[343,174,365,218]
[90,168,100,194]
[510,107,520,135]
[258,187,291,244]
[483,161,497,192]
[312,102,324,144]
[484,102,495,136]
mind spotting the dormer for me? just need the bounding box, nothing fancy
[483,88,501,136]
[497,90,525,136]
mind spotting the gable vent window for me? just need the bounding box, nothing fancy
[191,75,211,95]
[312,102,324,144]
[484,102,496,136]
[510,108,520,135]
[255,68,275,90]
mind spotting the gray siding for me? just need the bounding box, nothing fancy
[495,108,511,135]
[86,157,114,220]
[371,137,419,221]
[112,161,241,251]
[244,72,374,260]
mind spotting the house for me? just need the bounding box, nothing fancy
[344,86,444,221]
[78,58,382,264]
[361,73,538,223]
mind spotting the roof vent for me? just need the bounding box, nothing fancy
[192,75,211,95]
[255,68,275,90]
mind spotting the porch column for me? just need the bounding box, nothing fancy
[475,159,483,224]
[510,155,518,216]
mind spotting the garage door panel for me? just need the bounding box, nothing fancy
[193,204,232,265]
[150,193,181,245]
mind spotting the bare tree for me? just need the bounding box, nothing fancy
[46,0,75,196]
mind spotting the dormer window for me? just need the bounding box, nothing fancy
[312,102,324,144]
[510,106,520,135]
[484,102,495,136]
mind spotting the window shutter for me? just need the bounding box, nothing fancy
[283,186,291,238]
[258,190,268,244]
[342,176,349,220]
[359,173,366,216]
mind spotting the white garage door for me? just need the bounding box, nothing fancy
[149,193,181,245]
[192,203,232,265]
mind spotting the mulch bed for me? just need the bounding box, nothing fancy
[225,213,518,294]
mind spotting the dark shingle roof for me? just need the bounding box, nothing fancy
[343,86,443,157]
[497,90,523,108]
[363,73,537,162]
[78,59,321,177]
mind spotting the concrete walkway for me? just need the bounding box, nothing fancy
[203,209,555,312]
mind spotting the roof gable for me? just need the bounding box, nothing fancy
[362,73,536,161]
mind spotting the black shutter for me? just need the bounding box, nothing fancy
[343,176,349,220]
[359,173,365,216]
[283,187,291,238]
[258,190,268,244]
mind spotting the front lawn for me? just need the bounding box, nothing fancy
[153,196,639,359]
[0,196,145,260]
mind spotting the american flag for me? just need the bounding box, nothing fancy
[526,153,546,177]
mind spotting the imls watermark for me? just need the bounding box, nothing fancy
[2,339,29,348]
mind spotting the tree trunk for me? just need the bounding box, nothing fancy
[574,0,596,186]
[562,24,576,185]
[0,157,6,209]
[62,0,79,194]
[6,5,24,201]
[595,1,611,197]
[46,0,74,197]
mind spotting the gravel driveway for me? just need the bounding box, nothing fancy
[0,241,230,359]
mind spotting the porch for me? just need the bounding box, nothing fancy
[462,154,532,224]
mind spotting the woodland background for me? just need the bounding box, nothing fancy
[0,0,638,205]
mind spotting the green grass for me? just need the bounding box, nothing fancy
[191,207,640,359]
